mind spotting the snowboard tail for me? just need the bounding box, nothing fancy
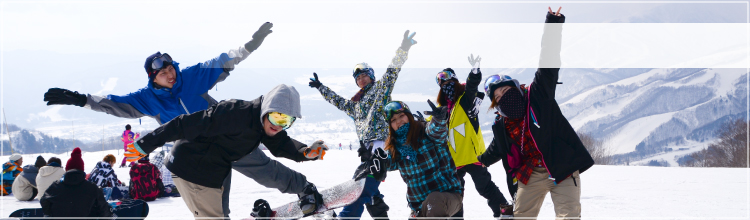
[248,178,366,219]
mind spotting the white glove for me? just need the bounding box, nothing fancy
[468,54,481,74]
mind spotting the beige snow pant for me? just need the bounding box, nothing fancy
[173,176,224,219]
[514,167,581,219]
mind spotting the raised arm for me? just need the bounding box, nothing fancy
[424,100,449,143]
[533,7,565,100]
[374,30,415,91]
[459,54,483,108]
[182,22,274,91]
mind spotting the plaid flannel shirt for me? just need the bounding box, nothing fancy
[388,116,463,212]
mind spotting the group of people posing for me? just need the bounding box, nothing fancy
[39,7,594,219]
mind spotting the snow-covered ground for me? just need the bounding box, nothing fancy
[1,149,748,219]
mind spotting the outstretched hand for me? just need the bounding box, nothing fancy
[245,22,274,52]
[423,99,448,121]
[308,72,322,88]
[44,88,87,107]
[400,30,417,51]
[548,6,562,16]
[468,54,482,70]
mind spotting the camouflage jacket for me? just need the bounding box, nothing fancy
[317,48,408,143]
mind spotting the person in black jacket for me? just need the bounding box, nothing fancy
[477,7,594,219]
[124,84,328,219]
[41,147,114,218]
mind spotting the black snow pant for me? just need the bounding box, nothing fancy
[452,163,509,218]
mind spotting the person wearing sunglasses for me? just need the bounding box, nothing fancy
[355,100,463,218]
[306,30,417,219]
[433,56,513,218]
[41,22,310,218]
[122,84,329,219]
[477,8,594,219]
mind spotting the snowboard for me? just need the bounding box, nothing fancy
[245,178,366,220]
[8,208,43,218]
[9,200,149,219]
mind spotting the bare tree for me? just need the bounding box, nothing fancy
[681,118,747,167]
[577,131,613,165]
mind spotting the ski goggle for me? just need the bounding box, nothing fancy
[352,63,373,78]
[150,53,173,72]
[384,101,411,122]
[484,74,516,96]
[435,70,456,85]
[267,112,296,130]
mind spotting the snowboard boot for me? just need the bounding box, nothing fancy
[498,203,514,219]
[250,199,273,218]
[298,182,324,217]
[365,196,390,219]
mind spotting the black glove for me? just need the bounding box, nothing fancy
[400,30,417,51]
[245,22,274,52]
[357,141,373,162]
[309,72,322,88]
[423,99,448,121]
[250,199,273,218]
[545,7,565,23]
[354,148,389,181]
[298,182,324,217]
[413,111,426,123]
[44,88,87,107]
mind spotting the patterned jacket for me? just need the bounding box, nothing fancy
[317,48,408,143]
[2,160,22,182]
[88,161,123,188]
[387,116,463,211]
[129,161,163,201]
[150,151,173,186]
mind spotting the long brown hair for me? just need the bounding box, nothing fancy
[384,112,425,160]
[436,79,465,107]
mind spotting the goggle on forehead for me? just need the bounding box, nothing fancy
[151,53,173,73]
[384,101,410,121]
[483,74,514,95]
[435,70,455,85]
[267,112,296,130]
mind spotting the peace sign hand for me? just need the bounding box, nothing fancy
[423,99,449,121]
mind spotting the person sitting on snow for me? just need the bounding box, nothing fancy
[88,154,125,188]
[124,84,328,219]
[35,157,64,200]
[12,156,46,201]
[41,148,114,218]
[129,156,164,201]
[2,154,23,196]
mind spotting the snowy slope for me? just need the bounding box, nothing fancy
[1,150,747,219]
[561,68,747,155]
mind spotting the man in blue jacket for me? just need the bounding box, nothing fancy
[43,22,321,218]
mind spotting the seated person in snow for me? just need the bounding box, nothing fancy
[129,156,164,201]
[13,156,46,201]
[41,148,113,218]
[88,154,125,188]
[2,154,23,196]
[124,84,329,219]
[35,157,65,200]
